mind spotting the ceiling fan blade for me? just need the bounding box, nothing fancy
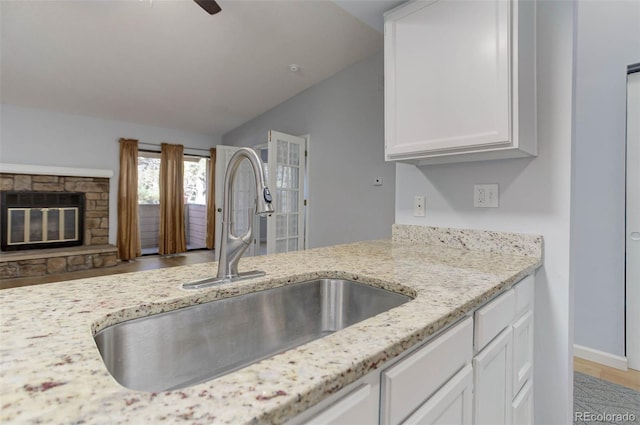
[194,0,222,15]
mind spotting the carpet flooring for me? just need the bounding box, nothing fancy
[574,372,640,424]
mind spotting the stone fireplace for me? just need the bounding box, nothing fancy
[0,168,118,280]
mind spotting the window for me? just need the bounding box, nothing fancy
[137,151,210,255]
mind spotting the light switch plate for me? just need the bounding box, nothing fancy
[474,184,499,208]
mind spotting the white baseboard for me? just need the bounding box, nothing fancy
[574,344,628,371]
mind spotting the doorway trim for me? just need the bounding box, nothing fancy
[626,64,640,371]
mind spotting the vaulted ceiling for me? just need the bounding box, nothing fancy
[1,0,401,137]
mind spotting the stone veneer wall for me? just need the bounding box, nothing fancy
[0,173,118,280]
[0,173,110,245]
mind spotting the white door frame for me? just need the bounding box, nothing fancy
[626,67,640,371]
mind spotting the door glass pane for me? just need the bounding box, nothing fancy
[29,209,43,242]
[276,239,287,253]
[63,209,77,240]
[289,144,300,166]
[289,191,299,213]
[276,215,287,238]
[277,140,288,165]
[47,209,60,241]
[288,238,298,251]
[276,165,285,188]
[9,209,25,244]
[289,166,299,189]
[288,214,298,237]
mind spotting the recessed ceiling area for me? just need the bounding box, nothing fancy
[0,0,388,137]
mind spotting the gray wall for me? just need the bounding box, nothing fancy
[394,2,575,423]
[573,1,640,358]
[223,51,395,249]
[0,104,220,244]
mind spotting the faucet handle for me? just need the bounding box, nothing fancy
[263,187,273,203]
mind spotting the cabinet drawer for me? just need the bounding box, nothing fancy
[304,383,378,425]
[514,275,534,318]
[381,317,473,425]
[474,289,515,351]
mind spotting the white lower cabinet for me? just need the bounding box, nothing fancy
[381,318,473,425]
[512,380,534,425]
[402,364,473,425]
[304,382,379,425]
[473,327,513,425]
[292,275,535,425]
[472,275,534,425]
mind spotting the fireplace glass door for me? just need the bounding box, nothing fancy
[7,207,79,246]
[1,191,85,251]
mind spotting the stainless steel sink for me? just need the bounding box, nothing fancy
[94,278,411,392]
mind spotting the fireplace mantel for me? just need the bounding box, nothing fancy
[0,163,113,179]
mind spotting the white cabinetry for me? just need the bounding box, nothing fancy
[380,317,473,425]
[402,364,473,425]
[473,327,513,425]
[472,275,534,425]
[291,275,535,425]
[384,0,536,164]
[304,380,379,425]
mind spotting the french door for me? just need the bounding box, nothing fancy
[214,132,306,258]
[266,131,306,254]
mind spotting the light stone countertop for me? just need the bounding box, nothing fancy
[0,226,542,424]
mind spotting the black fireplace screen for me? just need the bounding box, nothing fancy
[1,191,85,251]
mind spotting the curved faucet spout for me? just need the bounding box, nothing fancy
[217,148,273,280]
[183,147,273,289]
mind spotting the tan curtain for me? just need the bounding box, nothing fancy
[206,148,217,249]
[116,138,141,260]
[159,143,187,255]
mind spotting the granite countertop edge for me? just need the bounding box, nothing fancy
[0,230,542,425]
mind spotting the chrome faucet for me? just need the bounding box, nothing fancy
[184,148,274,289]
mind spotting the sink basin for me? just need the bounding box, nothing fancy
[94,278,411,392]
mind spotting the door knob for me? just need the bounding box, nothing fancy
[631,232,640,241]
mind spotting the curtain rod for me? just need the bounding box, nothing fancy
[119,140,214,153]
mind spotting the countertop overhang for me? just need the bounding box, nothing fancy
[0,226,542,424]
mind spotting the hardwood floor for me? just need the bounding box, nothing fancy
[1,250,215,290]
[574,357,640,391]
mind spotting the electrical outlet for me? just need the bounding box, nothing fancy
[474,184,499,208]
[414,195,426,217]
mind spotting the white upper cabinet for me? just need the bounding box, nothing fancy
[384,0,536,164]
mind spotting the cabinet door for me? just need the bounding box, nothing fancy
[512,380,533,425]
[512,310,533,396]
[402,364,473,425]
[473,327,513,425]
[385,0,510,157]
